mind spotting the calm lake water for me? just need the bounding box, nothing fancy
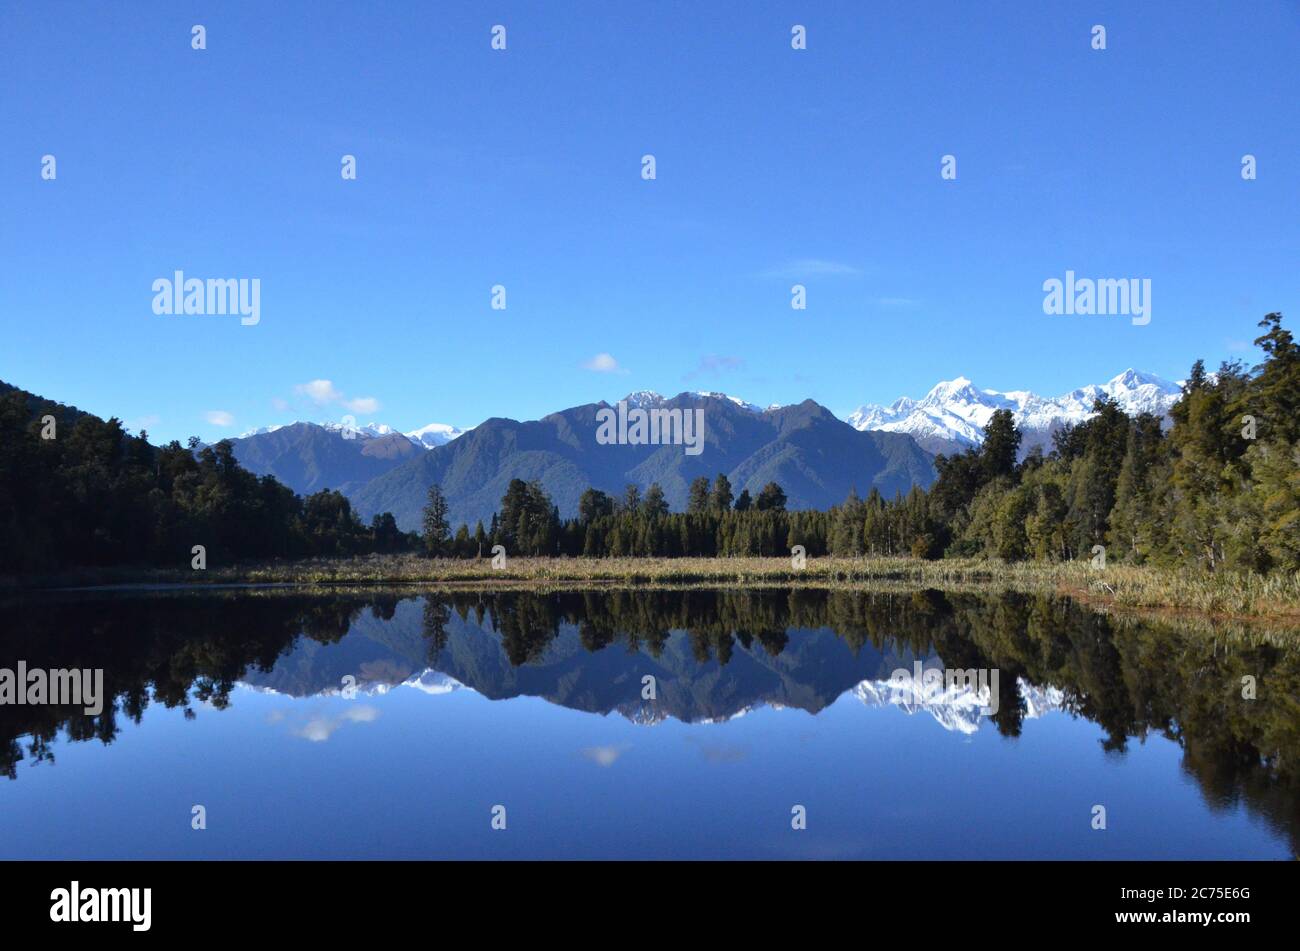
[1,588,1295,859]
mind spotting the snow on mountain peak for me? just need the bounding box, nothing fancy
[854,673,1065,734]
[237,419,467,449]
[404,422,469,449]
[694,391,766,413]
[238,423,288,438]
[849,370,1182,457]
[622,390,665,408]
[923,376,976,402]
[620,391,769,414]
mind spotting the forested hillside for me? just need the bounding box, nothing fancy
[0,385,415,573]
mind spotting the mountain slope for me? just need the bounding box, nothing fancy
[848,369,1183,457]
[227,422,423,496]
[350,393,936,530]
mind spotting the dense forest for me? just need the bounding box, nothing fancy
[427,313,1299,573]
[3,312,1295,575]
[0,388,417,573]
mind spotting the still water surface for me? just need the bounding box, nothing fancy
[1,588,1295,859]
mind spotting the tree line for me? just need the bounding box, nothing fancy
[424,313,1299,573]
[4,312,1293,575]
[0,393,418,574]
[420,472,832,558]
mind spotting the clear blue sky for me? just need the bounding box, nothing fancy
[2,1,1297,443]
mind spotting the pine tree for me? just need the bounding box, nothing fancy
[710,474,733,512]
[421,484,451,556]
[981,409,1021,480]
[643,483,669,518]
[620,483,642,515]
[687,476,711,513]
[755,481,787,511]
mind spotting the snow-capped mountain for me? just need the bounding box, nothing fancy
[401,669,467,696]
[620,390,781,414]
[405,422,470,448]
[239,420,468,449]
[847,369,1183,457]
[853,674,1066,734]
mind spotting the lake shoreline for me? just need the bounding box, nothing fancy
[5,555,1300,625]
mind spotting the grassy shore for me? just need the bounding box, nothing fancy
[10,554,1300,623]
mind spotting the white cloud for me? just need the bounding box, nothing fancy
[762,258,863,279]
[344,396,380,414]
[205,410,234,426]
[291,705,380,743]
[291,379,381,416]
[296,379,343,405]
[583,353,628,374]
[582,744,630,767]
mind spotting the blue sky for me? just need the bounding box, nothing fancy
[2,1,1297,443]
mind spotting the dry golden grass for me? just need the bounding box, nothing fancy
[21,554,1299,623]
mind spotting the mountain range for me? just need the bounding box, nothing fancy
[225,422,426,496]
[235,594,1068,731]
[221,369,1186,530]
[238,419,468,447]
[346,393,935,530]
[847,368,1183,457]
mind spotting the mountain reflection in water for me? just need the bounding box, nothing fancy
[1,587,1296,859]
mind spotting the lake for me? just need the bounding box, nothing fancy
[1,587,1295,859]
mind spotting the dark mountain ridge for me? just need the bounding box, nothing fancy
[226,422,419,495]
[349,393,936,531]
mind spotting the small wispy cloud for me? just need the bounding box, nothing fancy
[876,296,921,308]
[204,410,234,426]
[292,379,381,415]
[344,395,379,414]
[581,744,630,767]
[296,379,342,404]
[685,736,748,763]
[291,705,380,743]
[582,353,628,374]
[684,354,745,382]
[761,258,863,279]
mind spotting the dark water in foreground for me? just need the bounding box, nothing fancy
[1,588,1296,859]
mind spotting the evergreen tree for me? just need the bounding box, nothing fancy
[710,473,734,512]
[620,483,642,515]
[421,484,451,556]
[578,488,614,523]
[687,476,711,513]
[643,482,669,518]
[981,409,1021,480]
[755,481,787,511]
